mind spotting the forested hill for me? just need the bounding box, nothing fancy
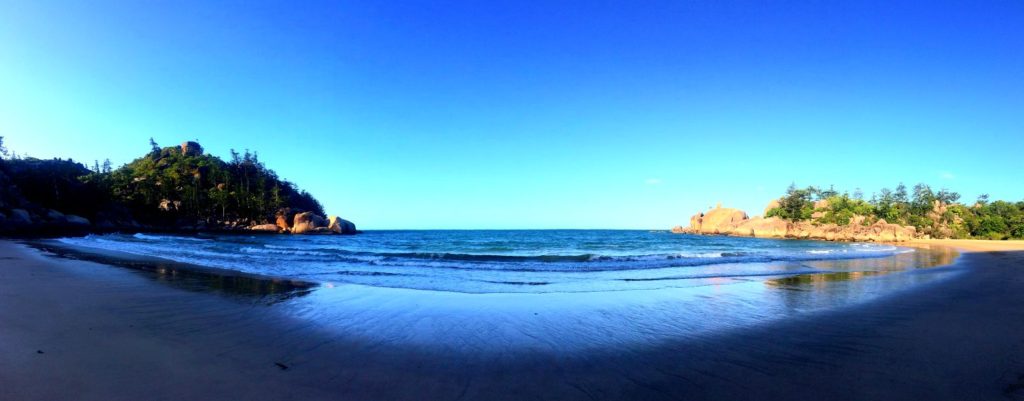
[677,183,1023,242]
[0,137,355,235]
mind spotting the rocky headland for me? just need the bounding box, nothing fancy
[0,140,356,237]
[672,202,917,242]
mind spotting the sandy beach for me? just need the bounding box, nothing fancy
[902,238,1024,253]
[3,239,1024,400]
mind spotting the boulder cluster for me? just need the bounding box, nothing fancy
[0,206,96,235]
[0,159,356,236]
[672,203,917,242]
[249,208,356,235]
[0,167,104,235]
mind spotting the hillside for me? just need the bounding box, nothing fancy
[0,138,355,235]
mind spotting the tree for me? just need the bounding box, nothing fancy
[894,183,908,204]
[767,183,814,221]
[102,159,112,174]
[149,138,160,155]
[936,188,960,205]
[976,194,990,206]
[819,184,838,200]
[911,183,935,213]
[0,136,7,159]
[853,188,864,201]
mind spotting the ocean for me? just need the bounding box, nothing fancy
[53,230,958,350]
[58,230,911,293]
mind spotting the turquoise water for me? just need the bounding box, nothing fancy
[58,230,909,293]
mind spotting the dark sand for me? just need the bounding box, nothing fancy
[3,240,1024,400]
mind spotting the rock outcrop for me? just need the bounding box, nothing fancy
[675,202,918,242]
[275,208,298,232]
[180,141,203,156]
[65,215,90,226]
[328,216,357,234]
[8,209,31,225]
[250,224,281,233]
[688,205,749,234]
[292,212,330,234]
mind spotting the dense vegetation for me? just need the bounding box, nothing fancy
[766,183,1024,240]
[0,137,324,229]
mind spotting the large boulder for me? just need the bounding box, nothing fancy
[764,199,781,215]
[688,213,703,232]
[693,206,748,234]
[728,217,787,238]
[747,217,789,238]
[895,225,916,241]
[65,215,90,226]
[328,216,357,234]
[8,209,31,225]
[292,212,330,234]
[865,219,909,242]
[159,199,180,212]
[180,141,203,156]
[250,224,281,233]
[275,208,298,232]
[45,209,66,223]
[275,215,291,232]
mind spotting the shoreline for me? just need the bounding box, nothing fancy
[899,238,1024,253]
[3,239,1024,399]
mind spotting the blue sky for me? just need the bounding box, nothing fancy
[1,1,1022,229]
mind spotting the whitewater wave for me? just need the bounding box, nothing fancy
[133,233,211,242]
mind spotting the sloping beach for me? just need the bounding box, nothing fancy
[2,239,1024,400]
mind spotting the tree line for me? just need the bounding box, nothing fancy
[0,137,325,228]
[767,183,1024,240]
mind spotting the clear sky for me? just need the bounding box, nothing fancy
[1,1,1022,229]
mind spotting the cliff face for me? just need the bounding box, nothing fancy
[672,204,917,242]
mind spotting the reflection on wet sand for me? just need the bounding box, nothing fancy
[28,241,315,303]
[768,245,958,288]
[763,246,960,314]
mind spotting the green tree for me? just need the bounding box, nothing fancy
[767,183,814,221]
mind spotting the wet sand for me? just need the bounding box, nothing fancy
[3,239,1024,400]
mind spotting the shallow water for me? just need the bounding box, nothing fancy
[58,230,916,293]
[51,231,959,352]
